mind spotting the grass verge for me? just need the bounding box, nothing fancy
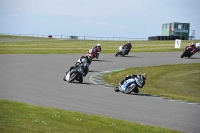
[0,100,180,133]
[103,63,200,103]
[0,35,199,54]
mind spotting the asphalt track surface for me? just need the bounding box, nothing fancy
[0,52,200,133]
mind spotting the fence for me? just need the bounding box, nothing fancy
[0,33,148,41]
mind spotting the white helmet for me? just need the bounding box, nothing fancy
[97,44,101,47]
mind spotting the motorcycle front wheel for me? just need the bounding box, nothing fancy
[115,52,119,57]
[181,52,185,58]
[114,84,120,92]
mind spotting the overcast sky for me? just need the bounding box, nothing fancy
[1,0,200,39]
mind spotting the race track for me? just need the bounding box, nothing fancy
[0,52,200,133]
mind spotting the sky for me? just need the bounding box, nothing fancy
[0,0,200,39]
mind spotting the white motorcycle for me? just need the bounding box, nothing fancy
[115,46,128,57]
[115,74,146,94]
[196,42,200,52]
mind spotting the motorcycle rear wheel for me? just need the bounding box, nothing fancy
[77,76,83,83]
[132,87,139,93]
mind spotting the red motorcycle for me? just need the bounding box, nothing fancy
[87,47,100,59]
[181,46,197,58]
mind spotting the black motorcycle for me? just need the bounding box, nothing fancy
[63,63,89,83]
[181,47,196,58]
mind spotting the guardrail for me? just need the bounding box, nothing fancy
[0,33,148,41]
[1,33,199,41]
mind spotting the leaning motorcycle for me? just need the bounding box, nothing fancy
[180,47,195,58]
[87,47,100,59]
[115,46,128,57]
[114,74,146,94]
[63,63,89,83]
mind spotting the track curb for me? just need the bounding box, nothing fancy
[88,68,125,87]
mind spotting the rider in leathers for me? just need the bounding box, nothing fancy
[123,41,132,55]
[66,56,90,77]
[93,44,101,59]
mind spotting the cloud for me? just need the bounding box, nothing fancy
[81,19,126,29]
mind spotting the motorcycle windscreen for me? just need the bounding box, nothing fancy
[123,78,135,89]
[119,46,123,50]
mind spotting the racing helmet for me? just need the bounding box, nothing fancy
[190,43,195,47]
[127,41,130,44]
[135,75,143,87]
[97,44,101,47]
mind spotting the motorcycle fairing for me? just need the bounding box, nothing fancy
[121,78,135,92]
[65,72,70,81]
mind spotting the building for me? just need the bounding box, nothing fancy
[148,22,194,40]
[162,22,190,40]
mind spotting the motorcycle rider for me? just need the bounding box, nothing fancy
[94,44,102,52]
[93,44,101,59]
[76,55,92,66]
[75,56,90,76]
[66,57,89,77]
[79,58,89,77]
[123,41,132,55]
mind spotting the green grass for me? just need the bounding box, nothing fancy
[103,63,200,103]
[0,100,180,133]
[0,35,199,54]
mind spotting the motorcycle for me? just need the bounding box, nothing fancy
[196,43,200,52]
[115,46,128,57]
[63,62,89,83]
[87,47,100,59]
[114,73,146,94]
[181,47,196,58]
